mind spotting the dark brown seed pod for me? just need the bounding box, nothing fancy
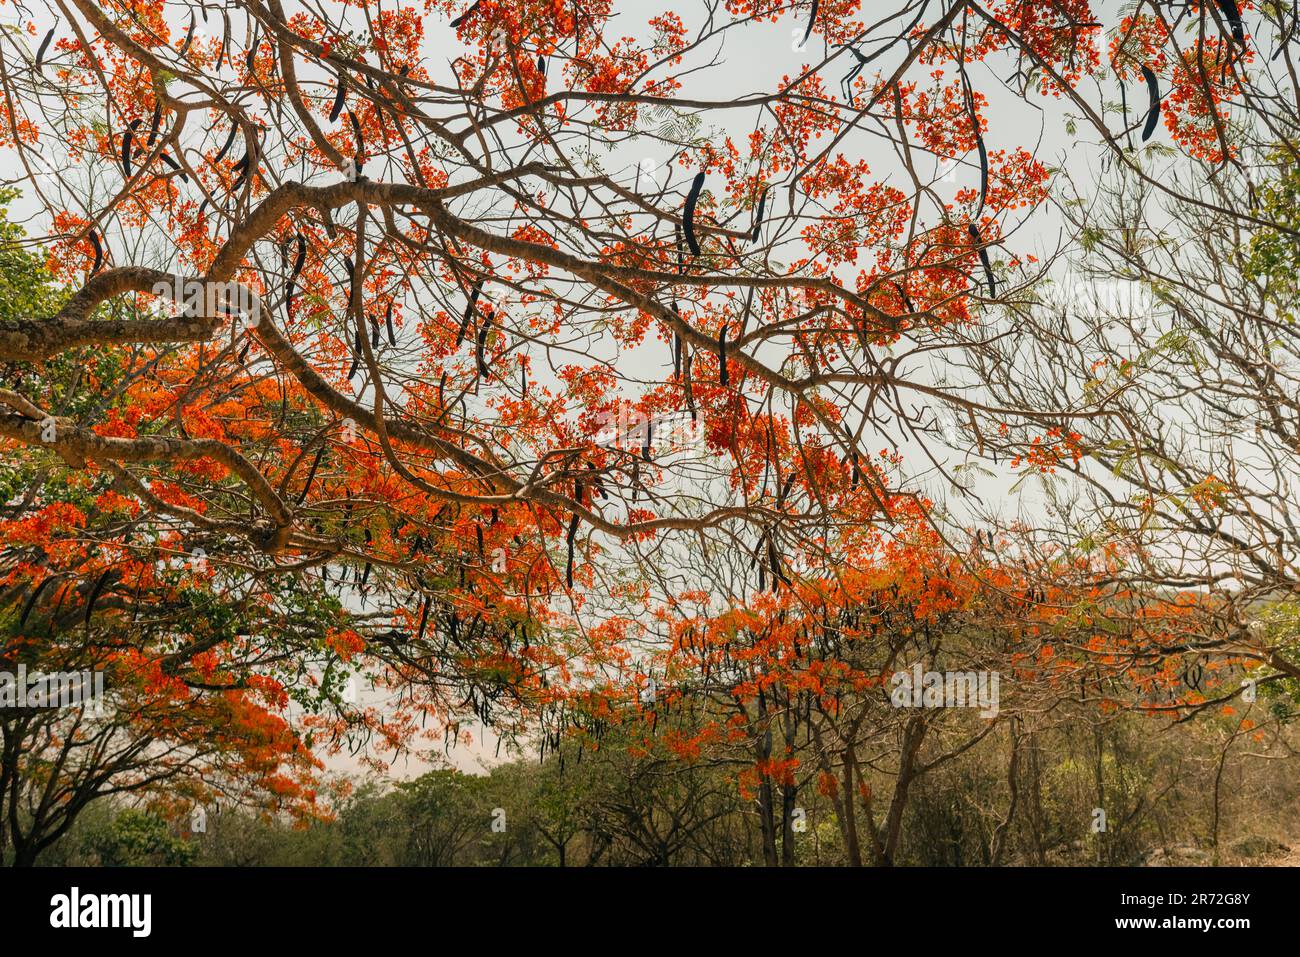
[750,188,767,243]
[213,120,238,163]
[158,152,189,182]
[565,513,579,588]
[296,445,325,505]
[1217,0,1245,46]
[84,569,114,624]
[329,78,346,122]
[20,576,57,628]
[88,229,104,274]
[1140,65,1161,142]
[178,11,195,56]
[718,324,729,386]
[456,280,483,345]
[121,119,140,178]
[968,223,996,296]
[476,309,496,379]
[682,170,706,256]
[35,27,57,67]
[801,0,819,49]
[417,599,431,642]
[450,0,482,29]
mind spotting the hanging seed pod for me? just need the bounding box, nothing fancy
[968,223,996,296]
[230,151,251,192]
[329,77,346,122]
[121,119,140,178]
[682,171,706,256]
[385,301,396,346]
[450,1,482,29]
[287,233,306,306]
[718,323,729,386]
[565,513,580,587]
[348,110,365,165]
[157,152,189,181]
[476,310,495,379]
[416,599,431,642]
[88,230,104,275]
[347,327,361,379]
[296,445,325,505]
[1216,0,1245,46]
[1140,65,1161,142]
[456,280,483,345]
[20,576,58,628]
[84,569,114,624]
[213,120,238,163]
[801,0,819,49]
[35,26,57,67]
[178,11,196,57]
[750,188,768,243]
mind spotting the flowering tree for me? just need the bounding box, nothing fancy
[0,0,1290,862]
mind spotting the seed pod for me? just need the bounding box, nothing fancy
[348,110,365,162]
[537,54,546,75]
[476,310,495,379]
[975,131,989,215]
[230,150,251,191]
[147,103,162,146]
[1216,0,1245,46]
[178,11,196,56]
[750,188,767,243]
[84,569,113,624]
[968,223,996,296]
[348,327,361,379]
[456,280,483,345]
[245,32,258,74]
[718,324,729,386]
[329,78,346,122]
[121,119,140,178]
[779,472,797,504]
[1140,65,1161,142]
[88,230,104,274]
[565,513,579,588]
[35,27,57,67]
[682,170,706,256]
[158,152,189,181]
[801,0,819,48]
[450,0,482,29]
[20,576,57,628]
[213,120,238,163]
[296,445,325,505]
[417,599,431,642]
[385,302,396,345]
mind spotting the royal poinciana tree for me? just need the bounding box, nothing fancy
[0,0,1293,862]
